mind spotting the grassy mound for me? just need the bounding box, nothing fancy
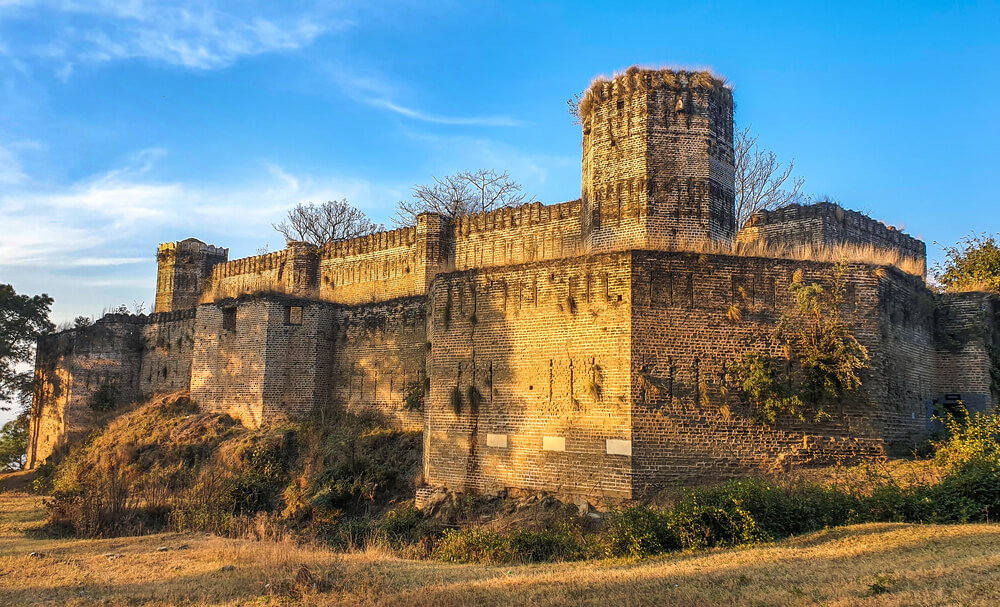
[39,392,426,545]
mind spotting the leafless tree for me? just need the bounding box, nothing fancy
[735,125,806,229]
[274,199,383,246]
[393,169,536,227]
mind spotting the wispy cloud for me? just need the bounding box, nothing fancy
[326,63,524,127]
[0,144,27,184]
[366,99,524,127]
[0,145,404,269]
[0,1,346,75]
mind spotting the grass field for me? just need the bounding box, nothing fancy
[2,491,1000,606]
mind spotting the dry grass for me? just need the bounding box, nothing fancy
[688,238,927,277]
[941,279,997,294]
[578,66,729,118]
[4,489,1000,606]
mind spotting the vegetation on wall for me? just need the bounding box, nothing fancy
[729,263,869,422]
[87,383,119,413]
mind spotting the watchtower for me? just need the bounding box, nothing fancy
[580,67,736,251]
[154,238,229,313]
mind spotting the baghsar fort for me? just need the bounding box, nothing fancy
[27,67,1000,504]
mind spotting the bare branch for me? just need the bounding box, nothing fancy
[393,169,536,227]
[273,199,383,247]
[734,125,806,229]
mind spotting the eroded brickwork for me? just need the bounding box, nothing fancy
[28,316,144,467]
[154,239,228,313]
[580,69,735,252]
[934,292,1000,413]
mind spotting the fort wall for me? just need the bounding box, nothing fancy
[738,203,927,270]
[453,200,583,271]
[154,239,228,313]
[628,254,932,491]
[424,253,636,499]
[328,297,427,432]
[580,70,736,252]
[934,292,1000,413]
[139,310,197,397]
[27,316,144,467]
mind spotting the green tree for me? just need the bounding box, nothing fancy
[0,410,29,471]
[0,284,53,470]
[0,283,54,405]
[935,232,1000,293]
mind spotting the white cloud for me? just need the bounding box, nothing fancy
[66,256,147,267]
[0,144,27,184]
[366,99,524,127]
[0,148,405,269]
[325,63,523,127]
[1,1,344,73]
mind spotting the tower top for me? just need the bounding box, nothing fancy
[578,66,730,120]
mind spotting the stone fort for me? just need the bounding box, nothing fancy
[27,67,1000,503]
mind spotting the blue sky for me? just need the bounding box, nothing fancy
[0,0,998,324]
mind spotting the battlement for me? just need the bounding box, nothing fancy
[209,249,290,281]
[738,202,926,272]
[580,66,736,252]
[319,226,417,260]
[154,238,229,313]
[156,238,228,260]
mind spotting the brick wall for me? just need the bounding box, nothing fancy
[27,316,144,467]
[628,253,930,490]
[154,239,228,313]
[424,253,636,499]
[738,203,926,269]
[454,200,582,271]
[190,301,271,427]
[580,69,735,252]
[328,297,427,431]
[934,292,1000,413]
[139,310,197,397]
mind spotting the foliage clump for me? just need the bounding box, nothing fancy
[87,383,119,413]
[728,263,869,422]
[935,232,1000,293]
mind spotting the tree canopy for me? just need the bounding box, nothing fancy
[1,283,53,406]
[393,169,535,227]
[0,283,52,471]
[935,233,1000,293]
[273,199,383,247]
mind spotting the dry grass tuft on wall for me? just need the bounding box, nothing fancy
[683,239,926,278]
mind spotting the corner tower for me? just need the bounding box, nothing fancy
[154,238,229,313]
[580,67,735,251]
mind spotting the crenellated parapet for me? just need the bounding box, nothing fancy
[737,202,927,272]
[579,67,736,252]
[154,238,229,313]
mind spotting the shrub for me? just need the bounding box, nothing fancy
[434,524,586,564]
[88,383,119,413]
[603,505,678,558]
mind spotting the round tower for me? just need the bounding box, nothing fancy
[579,66,735,251]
